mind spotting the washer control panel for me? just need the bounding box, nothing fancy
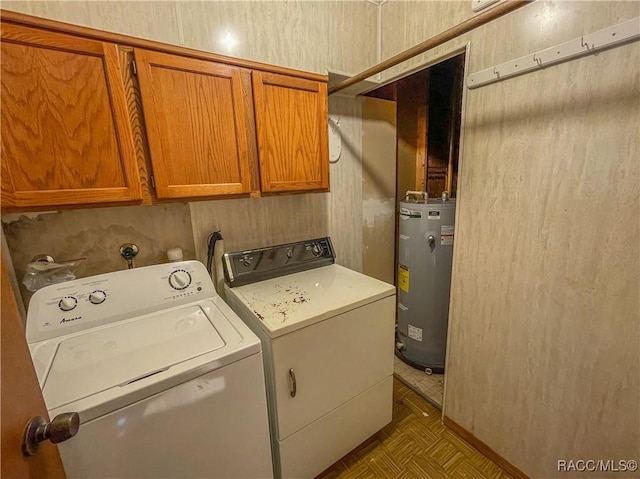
[26,261,216,344]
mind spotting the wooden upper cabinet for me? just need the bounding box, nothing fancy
[0,11,330,208]
[0,23,141,209]
[252,72,329,193]
[134,49,252,198]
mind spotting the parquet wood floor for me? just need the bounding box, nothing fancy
[317,379,515,479]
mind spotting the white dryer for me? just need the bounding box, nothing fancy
[223,238,396,478]
[26,261,273,479]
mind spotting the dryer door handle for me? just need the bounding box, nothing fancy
[289,368,297,398]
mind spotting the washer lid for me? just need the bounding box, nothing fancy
[42,305,225,411]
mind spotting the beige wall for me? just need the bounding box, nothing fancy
[1,0,376,311]
[380,0,471,82]
[379,1,640,477]
[189,95,364,273]
[3,2,639,476]
[362,97,396,284]
[2,0,377,75]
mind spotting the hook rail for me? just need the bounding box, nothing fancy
[467,16,640,89]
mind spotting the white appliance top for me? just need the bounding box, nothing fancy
[26,261,260,421]
[225,264,395,338]
[26,260,218,343]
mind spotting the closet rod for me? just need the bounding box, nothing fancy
[328,0,532,95]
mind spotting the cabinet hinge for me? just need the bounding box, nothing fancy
[150,175,155,189]
[131,59,138,76]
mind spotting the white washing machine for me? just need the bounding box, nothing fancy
[223,238,396,478]
[26,260,273,479]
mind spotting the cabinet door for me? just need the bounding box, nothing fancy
[134,50,252,198]
[1,23,141,209]
[252,72,329,193]
[271,296,395,440]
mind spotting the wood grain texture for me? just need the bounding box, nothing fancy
[0,22,141,209]
[318,379,515,479]
[253,71,329,193]
[118,47,154,205]
[442,416,528,479]
[379,1,472,82]
[176,0,328,75]
[326,1,378,75]
[3,0,373,77]
[0,9,328,83]
[441,4,640,478]
[365,3,640,477]
[240,69,261,195]
[328,0,531,94]
[397,72,429,202]
[415,90,428,193]
[134,48,252,198]
[445,57,464,197]
[1,254,66,478]
[189,100,361,278]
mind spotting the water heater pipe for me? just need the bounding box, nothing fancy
[404,190,428,201]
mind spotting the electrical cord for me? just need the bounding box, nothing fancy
[206,231,223,274]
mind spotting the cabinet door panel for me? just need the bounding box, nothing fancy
[0,23,141,208]
[271,296,395,440]
[252,72,329,193]
[134,50,251,198]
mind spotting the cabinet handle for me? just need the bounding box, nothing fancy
[289,368,297,398]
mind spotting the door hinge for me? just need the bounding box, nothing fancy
[150,175,155,189]
[131,59,138,76]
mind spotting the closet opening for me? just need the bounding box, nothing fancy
[361,50,466,409]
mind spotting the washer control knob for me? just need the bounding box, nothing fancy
[169,270,192,290]
[58,296,77,312]
[312,242,323,257]
[89,290,107,305]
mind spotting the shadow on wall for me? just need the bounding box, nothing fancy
[2,203,196,310]
[465,80,638,132]
[188,194,330,265]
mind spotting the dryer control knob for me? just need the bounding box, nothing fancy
[89,290,107,305]
[58,296,77,312]
[169,270,192,290]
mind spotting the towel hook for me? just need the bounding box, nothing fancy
[581,36,594,51]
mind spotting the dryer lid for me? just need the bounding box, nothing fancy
[228,264,395,338]
[42,305,225,410]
